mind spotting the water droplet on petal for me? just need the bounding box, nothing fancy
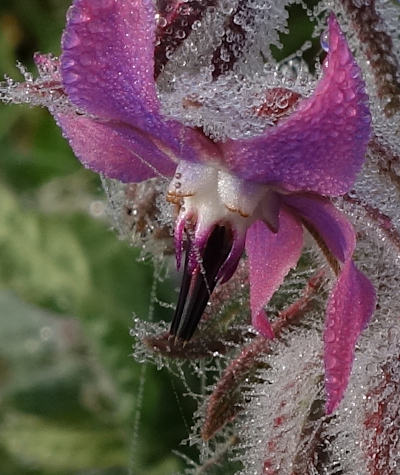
[63,57,76,69]
[67,6,90,24]
[63,71,79,85]
[63,29,81,49]
[320,29,329,52]
[325,329,336,343]
[79,54,93,67]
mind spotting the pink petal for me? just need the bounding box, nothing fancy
[55,113,177,181]
[220,14,371,196]
[245,209,304,338]
[324,260,375,414]
[282,193,376,413]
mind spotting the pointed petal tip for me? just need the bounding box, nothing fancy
[325,394,339,415]
[327,11,339,28]
[221,9,370,196]
[323,261,376,416]
[254,311,274,339]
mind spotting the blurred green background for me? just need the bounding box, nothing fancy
[0,1,193,473]
[0,1,318,474]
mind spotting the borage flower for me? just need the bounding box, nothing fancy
[40,0,374,412]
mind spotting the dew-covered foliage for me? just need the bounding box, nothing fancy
[2,0,400,473]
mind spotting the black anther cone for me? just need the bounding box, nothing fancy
[169,225,233,342]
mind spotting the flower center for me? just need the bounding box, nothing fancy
[167,160,280,341]
[167,160,273,238]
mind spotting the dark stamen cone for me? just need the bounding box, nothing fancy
[169,234,193,336]
[170,225,234,341]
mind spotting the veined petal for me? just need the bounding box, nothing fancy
[62,0,159,130]
[33,51,177,180]
[245,209,304,339]
[55,113,177,181]
[61,0,211,160]
[282,193,376,413]
[220,14,371,196]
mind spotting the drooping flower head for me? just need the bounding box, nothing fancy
[5,0,375,413]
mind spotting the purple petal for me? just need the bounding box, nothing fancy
[62,0,159,129]
[35,45,179,180]
[245,209,304,338]
[220,14,371,196]
[55,113,177,181]
[59,0,223,181]
[282,193,356,262]
[324,261,376,413]
[61,0,209,159]
[282,193,376,412]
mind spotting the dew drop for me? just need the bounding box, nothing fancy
[98,0,114,9]
[320,29,329,52]
[63,71,79,85]
[158,16,167,28]
[67,6,91,24]
[63,57,76,69]
[63,29,81,49]
[325,328,336,343]
[79,54,93,67]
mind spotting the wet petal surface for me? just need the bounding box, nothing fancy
[220,14,371,196]
[61,0,217,164]
[283,193,376,412]
[55,114,177,181]
[324,260,375,413]
[245,209,304,338]
[62,0,160,130]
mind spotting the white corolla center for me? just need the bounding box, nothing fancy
[167,161,279,237]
